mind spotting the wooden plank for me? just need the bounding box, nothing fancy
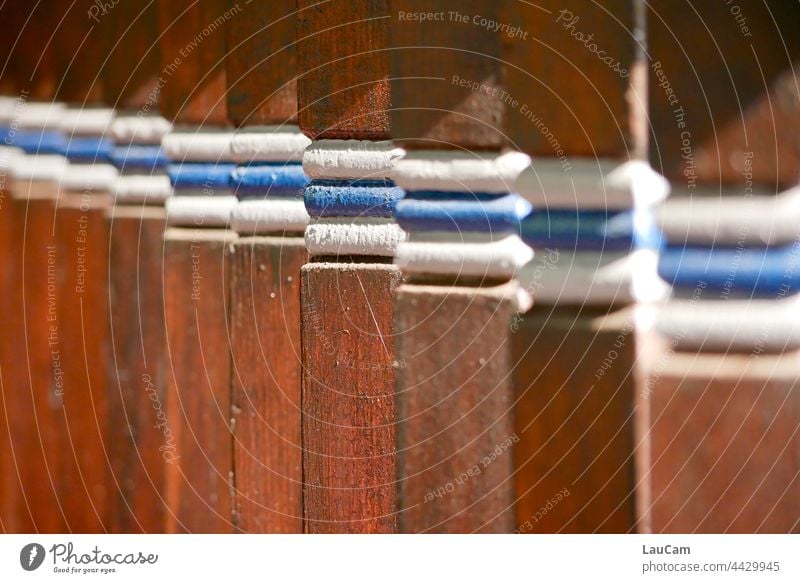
[1,3,61,99]
[229,237,306,533]
[106,206,169,533]
[394,284,518,533]
[163,228,235,533]
[156,0,231,126]
[301,262,400,533]
[53,0,108,104]
[296,0,391,140]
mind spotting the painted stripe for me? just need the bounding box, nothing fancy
[60,163,119,192]
[112,174,172,205]
[111,115,172,145]
[17,101,67,130]
[162,130,235,162]
[59,107,115,136]
[167,162,236,191]
[230,163,309,198]
[110,145,169,170]
[303,139,404,180]
[305,218,405,257]
[304,179,403,218]
[231,198,310,235]
[397,191,530,233]
[165,195,238,227]
[62,137,114,162]
[230,126,311,163]
[12,130,66,155]
[8,154,67,181]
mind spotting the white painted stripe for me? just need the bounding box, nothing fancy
[230,126,311,163]
[231,198,310,234]
[162,129,236,162]
[17,101,67,130]
[305,217,405,257]
[9,154,68,181]
[58,107,116,136]
[111,115,172,145]
[166,195,237,227]
[395,234,533,279]
[112,174,173,205]
[0,96,19,122]
[0,146,23,172]
[515,159,670,209]
[393,150,530,194]
[60,163,119,192]
[303,139,404,180]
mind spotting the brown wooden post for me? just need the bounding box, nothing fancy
[642,1,800,533]
[224,0,308,533]
[157,0,236,533]
[296,0,402,533]
[103,1,172,533]
[503,0,666,533]
[390,0,531,533]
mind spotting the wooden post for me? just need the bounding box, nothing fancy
[390,0,531,533]
[225,1,308,533]
[157,0,236,533]
[642,1,800,533]
[503,0,667,532]
[296,0,403,533]
[103,1,173,533]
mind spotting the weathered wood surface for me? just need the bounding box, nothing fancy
[301,263,401,533]
[163,228,235,533]
[395,284,518,533]
[157,0,231,126]
[106,206,169,533]
[230,237,306,533]
[512,306,640,533]
[296,0,391,140]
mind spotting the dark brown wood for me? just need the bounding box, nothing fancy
[54,193,113,533]
[395,284,518,533]
[229,237,306,533]
[54,0,108,104]
[644,349,800,533]
[648,1,800,188]
[301,263,400,533]
[512,306,639,533]
[390,0,507,150]
[226,0,298,127]
[1,3,61,99]
[157,0,232,125]
[106,206,169,533]
[163,228,235,533]
[504,0,647,159]
[0,180,14,532]
[296,0,391,140]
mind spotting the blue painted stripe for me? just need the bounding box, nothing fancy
[659,244,800,297]
[61,137,114,162]
[13,130,66,155]
[521,208,662,251]
[305,179,403,217]
[395,191,530,233]
[168,162,236,190]
[230,162,309,199]
[111,145,168,170]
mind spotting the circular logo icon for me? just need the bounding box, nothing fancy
[20,543,46,571]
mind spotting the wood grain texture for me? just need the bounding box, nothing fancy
[55,193,113,533]
[394,283,518,533]
[1,3,61,99]
[390,0,507,150]
[301,262,400,533]
[163,228,235,533]
[54,0,108,104]
[157,0,231,125]
[104,0,162,109]
[296,0,391,140]
[503,0,646,159]
[512,306,639,533]
[0,184,14,532]
[226,0,298,126]
[643,350,800,533]
[648,1,800,188]
[107,206,169,533]
[230,237,306,533]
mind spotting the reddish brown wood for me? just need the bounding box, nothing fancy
[504,0,647,159]
[53,0,108,104]
[226,0,298,126]
[163,228,235,533]
[301,263,400,533]
[644,350,800,533]
[229,237,306,533]
[296,0,391,140]
[1,4,61,99]
[0,182,14,532]
[394,284,518,533]
[106,206,169,533]
[512,306,640,533]
[648,1,800,188]
[157,0,231,125]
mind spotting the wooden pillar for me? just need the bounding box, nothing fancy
[504,0,667,533]
[390,0,531,533]
[103,1,173,533]
[157,0,236,533]
[642,1,800,533]
[225,1,308,533]
[296,0,402,533]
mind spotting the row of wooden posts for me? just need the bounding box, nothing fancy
[0,0,798,533]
